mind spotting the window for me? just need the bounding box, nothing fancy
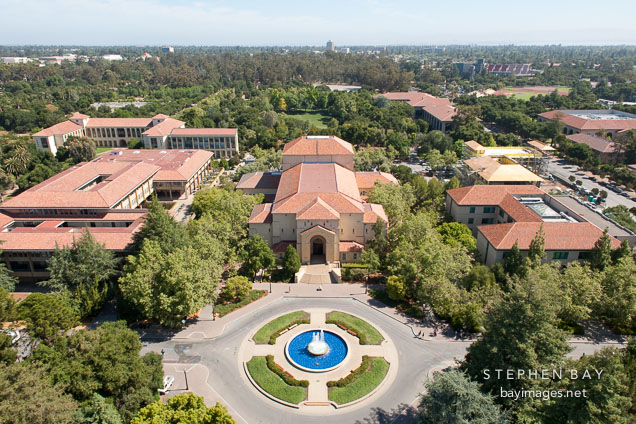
[353,253,357,261]
[483,207,495,214]
[498,209,504,218]
[481,218,494,224]
[578,252,590,260]
[469,207,475,214]
[553,252,569,260]
[467,218,474,224]
[341,253,346,261]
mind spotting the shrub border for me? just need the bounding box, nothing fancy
[265,354,309,388]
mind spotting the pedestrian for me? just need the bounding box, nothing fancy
[433,328,437,337]
[161,348,165,356]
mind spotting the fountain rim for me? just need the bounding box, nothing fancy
[284,329,349,373]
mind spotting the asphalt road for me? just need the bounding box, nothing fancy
[546,158,635,209]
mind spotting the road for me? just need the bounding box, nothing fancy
[546,158,635,209]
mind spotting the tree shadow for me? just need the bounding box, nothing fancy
[354,403,418,424]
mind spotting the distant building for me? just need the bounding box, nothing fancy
[537,109,636,138]
[33,113,239,159]
[1,57,31,64]
[486,64,541,77]
[374,92,456,132]
[162,46,174,53]
[565,133,623,163]
[527,140,556,156]
[102,54,123,61]
[445,185,622,266]
[460,156,544,186]
[454,59,485,79]
[463,140,543,169]
[340,48,350,54]
[326,40,335,51]
[312,83,361,92]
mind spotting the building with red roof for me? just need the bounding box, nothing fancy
[245,136,392,264]
[446,185,623,266]
[537,109,636,139]
[0,149,215,281]
[373,92,456,133]
[565,133,622,163]
[33,112,238,159]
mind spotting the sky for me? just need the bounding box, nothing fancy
[2,0,636,46]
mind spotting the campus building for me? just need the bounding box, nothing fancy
[463,140,543,170]
[241,136,394,264]
[445,185,622,266]
[374,92,456,133]
[565,133,623,163]
[33,112,239,159]
[458,156,544,186]
[0,149,214,281]
[537,109,636,139]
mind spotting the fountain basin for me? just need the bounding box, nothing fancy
[285,330,348,372]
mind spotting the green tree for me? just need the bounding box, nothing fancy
[17,293,78,343]
[43,230,118,317]
[437,222,476,252]
[131,393,235,424]
[0,288,17,322]
[461,265,496,291]
[221,276,251,302]
[589,229,613,271]
[361,248,380,280]
[281,244,301,280]
[367,182,416,228]
[0,250,18,291]
[0,333,17,365]
[132,197,188,254]
[72,393,122,424]
[540,347,632,424]
[32,321,163,423]
[386,275,407,300]
[417,370,508,424]
[241,235,276,281]
[119,241,220,327]
[598,256,636,332]
[127,137,142,149]
[0,363,78,424]
[502,241,525,277]
[462,275,570,414]
[526,224,546,265]
[62,136,97,163]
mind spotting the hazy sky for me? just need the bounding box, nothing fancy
[2,0,635,46]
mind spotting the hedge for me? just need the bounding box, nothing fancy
[326,311,384,345]
[253,311,310,344]
[246,357,307,404]
[327,355,370,387]
[328,358,390,404]
[266,355,309,387]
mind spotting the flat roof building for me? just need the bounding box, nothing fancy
[463,140,543,170]
[538,109,636,138]
[445,185,622,266]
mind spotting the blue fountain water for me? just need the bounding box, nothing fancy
[287,330,348,370]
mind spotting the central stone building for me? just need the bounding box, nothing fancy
[240,136,392,265]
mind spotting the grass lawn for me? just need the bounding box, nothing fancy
[246,357,307,404]
[326,311,384,345]
[328,358,389,404]
[285,110,331,128]
[96,147,112,154]
[253,311,310,344]
[214,290,267,317]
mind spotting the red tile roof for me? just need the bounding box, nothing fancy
[0,161,159,209]
[248,203,272,224]
[566,133,619,154]
[447,185,543,206]
[538,110,636,131]
[170,128,237,136]
[141,118,184,136]
[355,172,398,190]
[236,172,281,190]
[478,222,621,250]
[33,120,83,137]
[272,241,296,253]
[422,104,457,122]
[363,203,388,224]
[283,136,354,156]
[339,241,363,253]
[70,112,89,120]
[296,197,340,220]
[498,194,542,223]
[375,92,451,108]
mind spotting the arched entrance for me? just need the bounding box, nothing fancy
[310,235,326,264]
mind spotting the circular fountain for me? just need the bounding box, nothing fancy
[285,329,348,372]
